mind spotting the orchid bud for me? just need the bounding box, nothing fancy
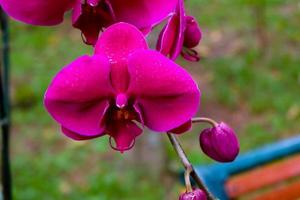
[199,122,239,162]
[183,16,202,48]
[179,189,207,200]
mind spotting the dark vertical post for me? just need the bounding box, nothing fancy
[0,7,12,200]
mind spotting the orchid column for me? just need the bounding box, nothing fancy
[0,0,240,199]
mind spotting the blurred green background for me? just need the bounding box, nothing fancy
[7,0,300,199]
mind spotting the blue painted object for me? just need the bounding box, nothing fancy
[181,135,300,200]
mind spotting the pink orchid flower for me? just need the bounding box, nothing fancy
[44,23,200,152]
[0,0,177,45]
[156,0,202,62]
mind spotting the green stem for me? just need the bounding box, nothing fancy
[191,117,218,127]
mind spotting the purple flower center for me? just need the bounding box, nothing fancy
[107,106,137,123]
[104,101,141,152]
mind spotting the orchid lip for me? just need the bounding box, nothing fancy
[109,136,135,153]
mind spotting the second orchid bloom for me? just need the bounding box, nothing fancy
[0,0,178,45]
[44,23,201,152]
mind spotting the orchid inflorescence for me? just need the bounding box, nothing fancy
[1,0,240,199]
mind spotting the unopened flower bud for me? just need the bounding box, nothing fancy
[179,189,207,200]
[199,122,239,162]
[183,16,202,48]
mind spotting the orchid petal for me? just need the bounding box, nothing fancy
[170,120,192,134]
[61,126,102,141]
[172,0,186,60]
[110,0,177,30]
[95,22,148,92]
[156,15,178,57]
[0,0,74,25]
[44,55,113,136]
[128,50,200,132]
[156,0,185,60]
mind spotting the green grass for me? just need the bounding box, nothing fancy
[8,1,300,199]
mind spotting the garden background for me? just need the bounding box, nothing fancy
[8,0,300,199]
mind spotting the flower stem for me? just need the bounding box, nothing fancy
[184,165,193,192]
[166,133,216,200]
[191,117,218,127]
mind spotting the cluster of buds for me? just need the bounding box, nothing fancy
[0,0,240,199]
